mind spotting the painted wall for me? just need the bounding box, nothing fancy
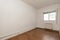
[37,3,60,31]
[58,8,60,34]
[0,0,36,39]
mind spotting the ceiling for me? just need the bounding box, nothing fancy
[22,0,60,9]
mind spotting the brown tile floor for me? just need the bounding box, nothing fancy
[7,28,59,40]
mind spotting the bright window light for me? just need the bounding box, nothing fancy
[44,11,56,21]
[44,13,49,20]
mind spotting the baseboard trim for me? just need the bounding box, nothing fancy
[7,27,59,40]
[0,27,36,40]
[1,27,59,40]
[36,27,59,33]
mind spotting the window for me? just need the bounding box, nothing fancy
[44,11,56,21]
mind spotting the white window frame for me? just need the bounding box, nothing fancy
[43,11,56,23]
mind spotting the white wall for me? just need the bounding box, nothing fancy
[58,8,60,34]
[37,3,60,31]
[0,0,36,39]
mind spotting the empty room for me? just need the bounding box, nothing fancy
[0,0,60,40]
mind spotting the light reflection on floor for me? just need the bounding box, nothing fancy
[43,34,59,40]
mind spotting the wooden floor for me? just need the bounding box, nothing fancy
[7,28,59,40]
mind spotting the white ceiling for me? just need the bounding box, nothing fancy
[22,0,60,9]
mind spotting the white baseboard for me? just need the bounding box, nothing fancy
[0,27,36,40]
